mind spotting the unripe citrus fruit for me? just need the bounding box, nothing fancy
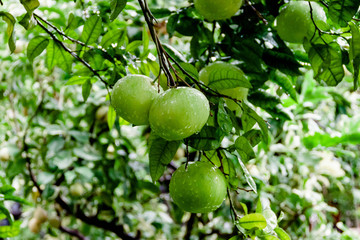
[70,183,85,197]
[33,207,47,224]
[276,1,327,43]
[194,0,244,21]
[149,87,210,141]
[111,75,161,125]
[169,161,227,213]
[28,218,41,234]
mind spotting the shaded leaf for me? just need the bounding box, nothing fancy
[328,0,360,27]
[263,49,301,76]
[271,71,297,102]
[82,79,92,102]
[187,126,224,151]
[234,136,255,162]
[101,29,126,48]
[308,43,344,86]
[20,0,39,13]
[217,100,232,134]
[149,135,180,182]
[349,22,360,90]
[243,104,269,144]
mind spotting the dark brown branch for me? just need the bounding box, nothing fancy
[59,226,89,240]
[244,0,268,25]
[184,213,196,240]
[33,13,110,91]
[34,14,92,48]
[55,196,138,240]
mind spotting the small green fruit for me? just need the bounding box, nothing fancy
[276,1,327,43]
[194,0,244,21]
[169,161,227,213]
[111,75,161,125]
[149,87,210,141]
[70,183,85,197]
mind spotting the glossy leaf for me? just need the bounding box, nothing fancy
[110,0,127,21]
[217,100,233,134]
[206,66,252,90]
[234,136,255,162]
[274,227,291,240]
[187,126,224,151]
[27,36,49,62]
[271,71,297,102]
[101,29,126,48]
[242,104,269,145]
[149,135,180,182]
[237,213,267,230]
[308,43,344,86]
[81,15,102,45]
[349,22,360,90]
[20,0,40,13]
[328,0,360,27]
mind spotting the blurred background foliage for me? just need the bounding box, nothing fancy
[0,0,360,239]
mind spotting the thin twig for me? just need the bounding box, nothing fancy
[59,226,89,240]
[245,0,268,25]
[33,14,111,97]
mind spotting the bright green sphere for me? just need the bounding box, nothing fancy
[169,161,227,213]
[276,1,327,43]
[111,75,160,126]
[149,87,210,141]
[194,0,243,21]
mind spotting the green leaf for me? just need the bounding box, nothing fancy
[308,43,344,86]
[162,43,187,63]
[236,154,257,193]
[149,8,173,18]
[0,12,16,53]
[271,71,297,102]
[303,132,360,149]
[217,100,232,134]
[242,103,269,145]
[149,135,180,182]
[46,40,57,70]
[27,36,49,62]
[142,26,149,54]
[176,62,199,81]
[263,208,278,232]
[101,29,126,48]
[349,22,360,90]
[0,186,15,195]
[126,40,143,53]
[260,236,280,240]
[0,220,21,238]
[66,76,91,85]
[262,49,301,76]
[166,14,179,37]
[0,204,12,224]
[81,15,102,45]
[206,66,252,90]
[248,91,281,109]
[4,195,32,206]
[187,126,224,151]
[243,129,262,147]
[73,146,102,161]
[107,105,116,130]
[110,0,127,21]
[328,0,360,27]
[274,227,291,240]
[20,0,39,13]
[234,136,255,162]
[237,213,267,230]
[19,12,36,30]
[82,79,92,102]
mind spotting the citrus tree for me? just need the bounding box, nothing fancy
[0,0,360,239]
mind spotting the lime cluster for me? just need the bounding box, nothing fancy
[111,75,210,141]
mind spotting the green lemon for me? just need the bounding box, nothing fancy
[276,1,327,43]
[169,161,227,213]
[149,87,210,141]
[111,75,161,126]
[194,0,244,21]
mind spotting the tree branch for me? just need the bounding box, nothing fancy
[33,13,110,93]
